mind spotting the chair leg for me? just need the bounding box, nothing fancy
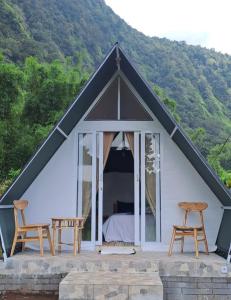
[193,229,199,258]
[58,228,62,254]
[181,237,184,253]
[46,228,55,256]
[21,233,27,251]
[38,228,44,256]
[203,229,209,255]
[10,232,18,256]
[168,228,176,256]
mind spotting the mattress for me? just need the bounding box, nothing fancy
[102,213,155,242]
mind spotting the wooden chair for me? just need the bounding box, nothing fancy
[168,202,209,258]
[10,200,54,257]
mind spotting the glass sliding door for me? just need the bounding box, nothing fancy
[77,132,103,248]
[141,132,160,245]
[77,133,96,245]
[76,130,160,249]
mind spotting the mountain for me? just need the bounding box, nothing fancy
[0,0,231,145]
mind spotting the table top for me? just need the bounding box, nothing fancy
[52,217,85,221]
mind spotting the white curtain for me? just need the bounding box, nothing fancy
[125,132,156,216]
[82,132,116,221]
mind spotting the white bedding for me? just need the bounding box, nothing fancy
[103,213,156,242]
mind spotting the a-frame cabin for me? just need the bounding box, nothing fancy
[0,44,230,258]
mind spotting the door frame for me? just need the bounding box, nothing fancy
[76,128,161,250]
[134,131,140,246]
[96,132,104,246]
[76,132,97,250]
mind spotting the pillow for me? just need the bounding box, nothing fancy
[117,201,134,214]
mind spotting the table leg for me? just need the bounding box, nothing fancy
[74,224,77,256]
[47,228,55,256]
[78,229,81,253]
[52,224,56,255]
[58,221,62,254]
[38,227,44,257]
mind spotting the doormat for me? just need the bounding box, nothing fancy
[98,247,136,255]
[103,241,134,247]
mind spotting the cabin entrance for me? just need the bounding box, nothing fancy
[76,131,160,250]
[102,132,135,246]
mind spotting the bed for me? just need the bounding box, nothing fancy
[102,213,156,242]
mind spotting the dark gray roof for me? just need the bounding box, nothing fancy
[0,44,230,204]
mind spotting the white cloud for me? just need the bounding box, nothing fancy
[105,0,231,54]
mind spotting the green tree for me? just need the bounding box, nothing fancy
[153,85,181,122]
[0,58,24,180]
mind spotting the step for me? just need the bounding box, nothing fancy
[59,271,163,300]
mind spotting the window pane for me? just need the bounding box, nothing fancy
[145,133,157,242]
[78,133,92,241]
[85,78,118,120]
[120,78,152,121]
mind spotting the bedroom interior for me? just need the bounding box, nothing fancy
[102,132,135,245]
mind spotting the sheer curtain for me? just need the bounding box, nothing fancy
[103,133,116,167]
[82,137,93,222]
[125,132,156,216]
[82,132,116,221]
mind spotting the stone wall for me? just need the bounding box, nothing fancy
[1,274,231,299]
[1,252,231,298]
[0,273,65,295]
[162,276,231,300]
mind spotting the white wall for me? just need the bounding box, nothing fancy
[21,118,223,252]
[22,129,77,249]
[159,124,223,251]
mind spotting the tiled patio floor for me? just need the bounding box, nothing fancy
[0,249,227,277]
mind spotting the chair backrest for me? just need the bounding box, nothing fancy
[178,202,208,212]
[13,200,28,228]
[178,202,208,226]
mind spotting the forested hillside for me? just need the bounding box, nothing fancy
[0,0,230,192]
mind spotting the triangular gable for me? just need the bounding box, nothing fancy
[85,75,152,121]
[85,75,118,120]
[0,43,230,208]
[119,76,152,120]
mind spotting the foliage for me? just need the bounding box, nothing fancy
[0,56,87,195]
[0,0,230,192]
[0,0,230,151]
[153,85,181,123]
[207,141,231,188]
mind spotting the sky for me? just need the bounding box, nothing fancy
[105,0,231,55]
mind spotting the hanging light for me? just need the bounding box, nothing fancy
[116,132,129,151]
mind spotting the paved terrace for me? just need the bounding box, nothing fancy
[0,250,230,299]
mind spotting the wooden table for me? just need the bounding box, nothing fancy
[52,217,84,255]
